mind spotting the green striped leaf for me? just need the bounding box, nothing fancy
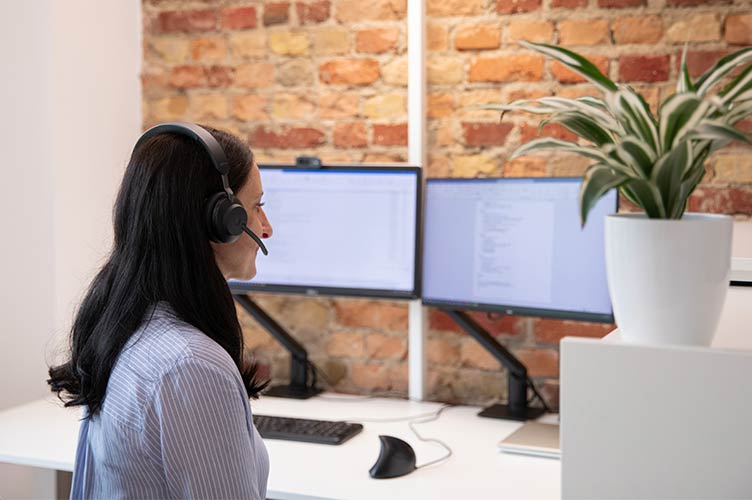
[676,45,694,94]
[577,96,609,110]
[519,41,618,93]
[696,47,752,96]
[477,102,559,115]
[614,137,655,178]
[541,111,615,146]
[685,120,752,145]
[510,137,612,163]
[621,178,665,219]
[607,89,660,154]
[579,165,629,226]
[670,99,724,149]
[538,97,621,131]
[720,64,752,104]
[727,100,752,124]
[674,153,710,219]
[652,141,692,216]
[658,93,705,150]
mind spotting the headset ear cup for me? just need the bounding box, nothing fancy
[206,192,226,243]
[206,192,247,244]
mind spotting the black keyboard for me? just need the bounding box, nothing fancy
[253,414,363,445]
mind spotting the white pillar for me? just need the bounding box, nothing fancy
[407,0,427,401]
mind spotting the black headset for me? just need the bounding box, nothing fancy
[134,122,268,255]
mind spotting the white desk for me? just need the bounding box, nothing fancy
[0,394,560,500]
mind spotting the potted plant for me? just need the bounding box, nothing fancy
[485,42,752,346]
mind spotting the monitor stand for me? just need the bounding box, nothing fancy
[233,293,322,400]
[442,309,545,422]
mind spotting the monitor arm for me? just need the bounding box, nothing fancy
[442,309,545,421]
[233,293,322,399]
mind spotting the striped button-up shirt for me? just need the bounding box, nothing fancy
[70,303,269,499]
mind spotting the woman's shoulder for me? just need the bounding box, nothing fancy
[120,303,238,382]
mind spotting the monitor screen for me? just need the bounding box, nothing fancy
[229,165,421,299]
[422,177,617,322]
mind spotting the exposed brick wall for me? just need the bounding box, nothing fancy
[142,0,752,409]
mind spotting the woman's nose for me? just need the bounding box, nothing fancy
[261,211,272,238]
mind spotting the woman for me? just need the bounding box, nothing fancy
[48,123,273,499]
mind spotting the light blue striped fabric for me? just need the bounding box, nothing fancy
[70,303,269,500]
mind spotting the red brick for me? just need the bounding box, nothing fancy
[520,122,578,143]
[366,334,407,360]
[551,0,587,7]
[326,332,364,357]
[145,0,219,3]
[427,339,461,365]
[156,9,216,33]
[319,59,380,85]
[221,6,257,30]
[687,187,752,215]
[455,24,501,51]
[334,300,408,331]
[516,349,559,377]
[534,319,614,344]
[296,1,330,24]
[428,309,523,337]
[598,0,644,6]
[141,71,169,96]
[356,28,399,54]
[461,342,501,370]
[373,124,408,146]
[351,362,391,391]
[726,15,752,45]
[429,309,464,334]
[462,122,514,147]
[496,0,541,14]
[469,55,545,82]
[619,55,670,83]
[427,0,483,16]
[680,50,731,78]
[334,122,368,148]
[467,312,523,337]
[428,93,455,119]
[250,127,325,149]
[264,2,290,26]
[541,380,560,411]
[612,16,663,44]
[337,0,407,21]
[559,19,609,46]
[507,20,554,45]
[737,118,752,135]
[427,23,448,51]
[551,56,609,83]
[504,157,548,177]
[168,65,206,88]
[667,0,729,4]
[206,65,234,88]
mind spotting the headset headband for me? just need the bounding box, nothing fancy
[135,122,234,198]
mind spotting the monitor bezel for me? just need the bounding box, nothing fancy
[420,176,617,324]
[229,163,423,300]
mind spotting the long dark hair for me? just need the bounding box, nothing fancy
[48,125,267,416]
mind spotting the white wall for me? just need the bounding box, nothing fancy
[0,1,142,497]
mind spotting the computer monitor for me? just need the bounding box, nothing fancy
[422,177,616,322]
[422,176,617,420]
[229,164,422,299]
[229,163,421,399]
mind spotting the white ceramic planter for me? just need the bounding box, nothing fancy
[605,213,733,346]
